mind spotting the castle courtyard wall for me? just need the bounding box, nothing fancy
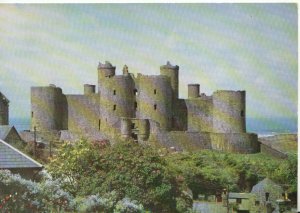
[186,96,213,132]
[66,94,100,134]
[154,131,258,153]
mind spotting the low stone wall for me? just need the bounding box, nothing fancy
[156,131,211,151]
[154,131,258,153]
[260,143,287,159]
[210,133,259,153]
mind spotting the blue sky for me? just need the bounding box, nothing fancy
[0,4,297,130]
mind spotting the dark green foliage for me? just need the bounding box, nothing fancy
[47,139,192,212]
[165,150,297,198]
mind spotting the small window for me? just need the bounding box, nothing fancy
[236,198,242,204]
[154,89,157,94]
[241,110,244,117]
[98,119,101,130]
[131,123,135,129]
[134,102,137,110]
[154,104,157,110]
[255,201,260,206]
[133,89,138,96]
[113,90,116,95]
[113,105,116,111]
[31,111,33,118]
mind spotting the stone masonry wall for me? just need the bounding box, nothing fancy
[66,94,100,134]
[172,99,187,131]
[0,97,8,125]
[212,90,246,133]
[186,96,213,132]
[210,133,258,153]
[153,131,258,153]
[137,75,172,131]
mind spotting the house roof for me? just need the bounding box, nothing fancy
[229,193,252,199]
[251,178,283,204]
[0,139,43,169]
[0,125,13,140]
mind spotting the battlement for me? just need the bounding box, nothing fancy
[160,61,179,70]
[98,61,115,69]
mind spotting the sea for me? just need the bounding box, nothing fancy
[10,117,298,138]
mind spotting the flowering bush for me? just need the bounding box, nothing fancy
[114,198,145,213]
[0,170,146,212]
[0,170,75,212]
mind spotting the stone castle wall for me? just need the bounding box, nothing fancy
[212,90,246,133]
[172,99,188,131]
[186,96,213,132]
[66,94,100,134]
[98,74,136,133]
[136,75,173,131]
[154,131,258,153]
[0,94,9,125]
[31,86,66,131]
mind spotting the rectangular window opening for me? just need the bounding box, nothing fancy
[113,105,116,111]
[98,119,101,130]
[113,90,116,95]
[134,102,137,111]
[154,104,157,110]
[131,123,135,129]
[31,111,33,118]
[154,89,157,94]
[133,89,138,96]
[241,110,244,117]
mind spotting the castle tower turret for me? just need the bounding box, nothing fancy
[137,75,172,130]
[0,92,9,125]
[137,119,150,141]
[98,61,116,94]
[98,62,135,133]
[84,84,95,95]
[120,117,132,138]
[188,84,200,98]
[212,90,246,133]
[31,85,65,131]
[160,61,179,100]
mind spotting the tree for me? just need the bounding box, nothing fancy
[47,139,192,212]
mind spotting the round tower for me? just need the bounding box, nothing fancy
[120,117,132,138]
[84,84,95,95]
[137,75,172,130]
[212,90,246,133]
[99,66,136,132]
[188,84,200,98]
[98,61,116,94]
[0,93,9,125]
[160,61,179,100]
[137,119,150,141]
[31,85,64,131]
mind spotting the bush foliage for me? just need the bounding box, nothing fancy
[1,138,296,212]
[47,139,192,212]
[165,150,297,199]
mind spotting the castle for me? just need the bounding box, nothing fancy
[29,61,258,153]
[0,92,9,126]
